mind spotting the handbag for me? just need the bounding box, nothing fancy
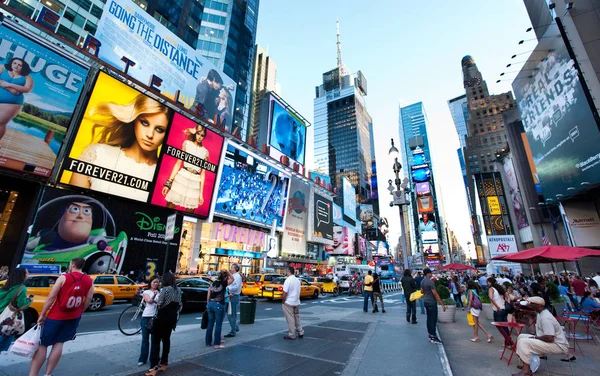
[504,301,516,315]
[467,313,475,326]
[146,315,156,332]
[201,310,208,330]
[0,285,26,336]
[471,293,482,310]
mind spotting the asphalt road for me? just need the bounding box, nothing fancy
[79,292,406,334]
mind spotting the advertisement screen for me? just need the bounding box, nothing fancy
[0,25,88,177]
[413,153,426,165]
[424,243,440,254]
[22,186,182,276]
[95,0,237,136]
[417,195,434,213]
[359,204,375,228]
[415,182,431,196]
[419,213,437,232]
[342,177,357,221]
[214,143,290,229]
[513,22,600,200]
[325,226,355,255]
[59,72,172,202]
[358,235,367,258]
[332,203,343,225]
[150,113,224,218]
[421,231,439,244]
[282,178,309,255]
[313,192,333,241]
[487,196,501,215]
[269,98,307,165]
[503,156,529,229]
[411,164,431,182]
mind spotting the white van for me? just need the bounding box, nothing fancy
[334,264,373,277]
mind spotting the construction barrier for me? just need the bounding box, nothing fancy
[381,282,402,293]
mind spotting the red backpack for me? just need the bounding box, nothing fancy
[58,273,87,312]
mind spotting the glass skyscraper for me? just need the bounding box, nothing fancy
[448,94,469,149]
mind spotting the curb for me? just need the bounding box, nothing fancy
[436,329,454,376]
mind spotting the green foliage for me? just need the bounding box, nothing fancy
[545,282,561,302]
[442,298,456,306]
[435,277,449,288]
[478,291,491,304]
[436,285,451,300]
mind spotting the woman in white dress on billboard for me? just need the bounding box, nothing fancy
[161,125,208,213]
[69,94,171,201]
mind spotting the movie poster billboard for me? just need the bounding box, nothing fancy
[513,22,600,200]
[342,177,357,221]
[150,112,224,218]
[59,72,172,202]
[325,226,354,255]
[503,156,529,230]
[357,235,367,259]
[213,142,290,229]
[95,0,238,136]
[282,178,309,255]
[268,95,307,166]
[22,186,182,275]
[0,25,88,177]
[312,191,333,242]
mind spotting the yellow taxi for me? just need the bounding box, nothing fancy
[242,274,284,296]
[261,277,320,300]
[89,274,146,301]
[304,276,325,291]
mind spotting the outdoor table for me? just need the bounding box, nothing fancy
[557,316,583,355]
[491,321,526,366]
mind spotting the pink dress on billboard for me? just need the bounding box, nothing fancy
[165,140,208,209]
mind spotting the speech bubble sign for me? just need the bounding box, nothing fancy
[316,200,330,227]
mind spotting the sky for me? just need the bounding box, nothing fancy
[255,0,534,258]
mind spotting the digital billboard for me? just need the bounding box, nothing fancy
[269,97,307,165]
[325,226,354,255]
[95,0,237,136]
[424,244,440,254]
[513,22,600,200]
[342,176,357,221]
[411,164,431,182]
[149,112,224,218]
[59,72,172,202]
[418,213,437,232]
[213,142,290,229]
[22,186,182,276]
[487,196,502,216]
[417,196,434,213]
[332,203,343,225]
[503,156,529,230]
[313,191,333,241]
[282,178,309,256]
[422,231,439,244]
[0,25,88,177]
[415,182,431,196]
[357,235,367,258]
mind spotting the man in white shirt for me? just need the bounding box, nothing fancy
[225,263,243,337]
[282,266,303,340]
[593,272,600,288]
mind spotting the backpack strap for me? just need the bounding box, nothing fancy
[9,285,25,309]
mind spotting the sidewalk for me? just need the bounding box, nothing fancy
[438,308,600,376]
[0,296,452,376]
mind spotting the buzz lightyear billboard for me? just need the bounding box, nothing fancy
[22,187,182,274]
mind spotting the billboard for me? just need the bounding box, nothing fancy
[418,213,437,232]
[310,171,331,187]
[213,142,290,229]
[282,178,309,256]
[513,22,600,200]
[0,25,88,177]
[266,235,279,258]
[424,243,440,255]
[421,230,438,244]
[332,203,343,225]
[417,196,434,213]
[325,226,355,255]
[487,235,518,258]
[95,0,237,135]
[411,164,431,182]
[22,186,182,275]
[342,176,356,221]
[312,191,333,241]
[150,112,224,218]
[503,156,529,230]
[59,72,172,202]
[357,235,367,258]
[415,182,431,196]
[487,196,502,216]
[359,204,375,229]
[269,96,307,166]
[562,201,600,247]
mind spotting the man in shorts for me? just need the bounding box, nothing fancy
[29,257,93,376]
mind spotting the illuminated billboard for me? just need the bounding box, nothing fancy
[411,163,431,183]
[417,196,434,213]
[312,191,333,242]
[415,182,431,196]
[269,96,307,165]
[342,176,357,221]
[421,231,438,244]
[325,226,355,255]
[282,177,309,255]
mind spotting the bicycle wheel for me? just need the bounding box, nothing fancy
[118,305,142,336]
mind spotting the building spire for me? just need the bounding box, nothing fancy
[336,18,342,69]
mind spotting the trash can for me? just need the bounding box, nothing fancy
[240,298,257,324]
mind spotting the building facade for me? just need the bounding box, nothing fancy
[247,44,278,144]
[448,94,469,149]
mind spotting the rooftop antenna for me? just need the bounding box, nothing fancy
[336,18,342,68]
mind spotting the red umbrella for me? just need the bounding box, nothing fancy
[491,245,600,264]
[440,263,477,271]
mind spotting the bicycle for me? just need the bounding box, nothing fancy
[118,297,144,336]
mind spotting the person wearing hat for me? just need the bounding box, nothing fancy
[513,296,569,376]
[420,268,446,344]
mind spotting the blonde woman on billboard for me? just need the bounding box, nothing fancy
[216,88,233,131]
[161,125,208,213]
[0,58,34,140]
[69,95,171,201]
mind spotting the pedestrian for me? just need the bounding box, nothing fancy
[137,277,159,366]
[487,277,513,347]
[0,267,31,353]
[450,276,464,310]
[29,258,93,376]
[205,270,228,349]
[145,272,182,376]
[593,272,600,289]
[363,270,374,313]
[282,266,304,340]
[580,291,600,313]
[465,281,492,343]
[421,268,445,344]
[513,297,569,376]
[414,271,425,314]
[224,263,242,338]
[372,273,385,313]
[570,275,586,308]
[401,269,418,324]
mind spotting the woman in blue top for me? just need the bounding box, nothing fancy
[0,58,34,141]
[580,292,600,313]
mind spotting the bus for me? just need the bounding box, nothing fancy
[376,260,397,281]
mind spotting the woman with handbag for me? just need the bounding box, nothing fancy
[0,267,31,353]
[146,272,181,376]
[137,278,159,366]
[205,270,229,349]
[466,281,492,343]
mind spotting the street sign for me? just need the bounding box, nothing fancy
[165,213,177,241]
[18,264,61,275]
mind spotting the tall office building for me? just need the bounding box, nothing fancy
[247,44,278,143]
[197,0,259,141]
[3,0,204,48]
[448,94,469,149]
[313,22,378,219]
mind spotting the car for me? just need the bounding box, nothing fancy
[261,277,320,300]
[176,277,210,311]
[242,274,284,296]
[338,275,352,292]
[89,274,146,301]
[304,277,325,291]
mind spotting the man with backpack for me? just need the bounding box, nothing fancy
[29,258,93,376]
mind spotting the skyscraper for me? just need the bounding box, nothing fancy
[313,22,378,220]
[196,0,259,140]
[448,94,469,149]
[248,44,278,144]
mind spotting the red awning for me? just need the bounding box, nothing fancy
[491,245,600,264]
[440,263,477,271]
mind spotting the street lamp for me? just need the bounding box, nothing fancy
[388,139,410,270]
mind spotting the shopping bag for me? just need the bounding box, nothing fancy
[409,291,424,302]
[9,325,41,359]
[201,310,208,330]
[461,295,468,305]
[467,313,475,326]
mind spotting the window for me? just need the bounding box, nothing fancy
[63,7,85,28]
[84,21,97,34]
[90,4,103,18]
[94,276,115,284]
[25,277,45,288]
[71,0,92,11]
[56,25,79,44]
[116,276,134,285]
